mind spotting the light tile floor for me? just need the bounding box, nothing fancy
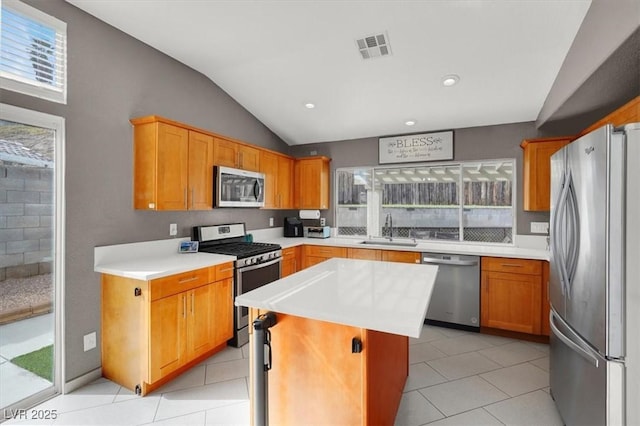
[4,324,563,425]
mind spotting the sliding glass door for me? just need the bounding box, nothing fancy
[0,104,64,412]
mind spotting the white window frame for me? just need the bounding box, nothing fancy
[1,103,66,400]
[334,159,517,245]
[1,0,67,104]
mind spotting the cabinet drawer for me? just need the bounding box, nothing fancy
[213,262,234,281]
[347,248,381,260]
[304,245,347,258]
[481,257,542,275]
[150,267,212,301]
[282,247,299,259]
[381,250,421,264]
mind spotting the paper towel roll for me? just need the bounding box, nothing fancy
[299,209,321,219]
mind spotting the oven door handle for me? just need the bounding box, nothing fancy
[238,257,281,273]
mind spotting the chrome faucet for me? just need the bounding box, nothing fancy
[384,213,393,241]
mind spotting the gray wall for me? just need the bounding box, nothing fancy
[290,121,550,236]
[1,0,294,382]
[536,0,640,127]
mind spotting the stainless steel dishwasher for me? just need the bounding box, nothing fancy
[422,253,480,331]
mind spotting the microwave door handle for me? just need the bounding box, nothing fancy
[253,180,262,201]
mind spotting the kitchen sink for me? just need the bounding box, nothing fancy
[359,240,418,247]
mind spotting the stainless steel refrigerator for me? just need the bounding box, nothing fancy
[549,122,639,426]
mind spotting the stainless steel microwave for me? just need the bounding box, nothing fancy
[215,166,265,208]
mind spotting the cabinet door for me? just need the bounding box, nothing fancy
[214,138,238,168]
[156,123,189,210]
[295,157,330,209]
[281,247,301,277]
[381,250,421,264]
[212,278,234,346]
[187,285,214,359]
[521,137,572,211]
[481,271,542,334]
[277,156,294,208]
[188,131,214,210]
[238,145,260,171]
[260,151,279,208]
[149,293,185,383]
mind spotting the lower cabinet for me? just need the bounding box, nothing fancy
[102,262,234,395]
[480,257,545,335]
[281,246,301,277]
[302,245,348,269]
[265,312,408,425]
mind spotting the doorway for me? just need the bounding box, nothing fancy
[0,104,64,412]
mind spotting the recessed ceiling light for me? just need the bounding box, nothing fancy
[442,74,460,87]
[304,103,315,109]
[405,120,416,126]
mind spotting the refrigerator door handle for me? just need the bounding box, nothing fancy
[550,310,599,368]
[566,174,580,293]
[553,170,572,297]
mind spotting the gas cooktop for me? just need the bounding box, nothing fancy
[199,241,281,259]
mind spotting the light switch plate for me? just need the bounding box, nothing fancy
[169,223,177,236]
[530,222,549,234]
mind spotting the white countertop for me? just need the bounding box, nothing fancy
[235,257,438,338]
[259,235,550,261]
[94,238,235,280]
[94,230,548,281]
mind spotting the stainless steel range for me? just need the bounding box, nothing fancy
[192,223,281,347]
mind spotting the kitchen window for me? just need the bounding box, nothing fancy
[335,159,515,244]
[1,0,67,104]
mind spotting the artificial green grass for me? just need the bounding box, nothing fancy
[11,345,53,382]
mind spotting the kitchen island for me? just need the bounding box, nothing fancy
[236,257,438,425]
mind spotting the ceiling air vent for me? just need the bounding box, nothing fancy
[356,32,391,60]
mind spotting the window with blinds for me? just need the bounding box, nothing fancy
[1,0,67,104]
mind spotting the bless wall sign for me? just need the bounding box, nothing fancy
[379,130,454,164]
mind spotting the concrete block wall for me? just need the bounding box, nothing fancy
[0,164,54,281]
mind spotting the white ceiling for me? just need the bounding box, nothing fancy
[66,0,592,146]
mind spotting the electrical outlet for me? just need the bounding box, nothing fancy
[530,222,549,234]
[84,332,96,352]
[269,217,274,227]
[320,217,326,226]
[169,223,177,236]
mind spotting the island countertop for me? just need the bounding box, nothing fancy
[235,257,438,338]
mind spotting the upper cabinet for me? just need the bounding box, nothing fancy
[131,115,331,211]
[520,136,572,211]
[213,138,260,171]
[260,151,294,209]
[132,117,214,210]
[578,96,639,137]
[294,156,331,210]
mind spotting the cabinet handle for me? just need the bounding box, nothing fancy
[500,263,523,268]
[183,295,187,318]
[191,188,194,209]
[184,188,188,209]
[191,292,194,315]
[179,276,199,284]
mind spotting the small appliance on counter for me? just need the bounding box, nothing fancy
[305,226,331,239]
[283,217,304,237]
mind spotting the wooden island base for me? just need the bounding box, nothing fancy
[250,310,409,426]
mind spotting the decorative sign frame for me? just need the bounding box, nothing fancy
[379,130,454,164]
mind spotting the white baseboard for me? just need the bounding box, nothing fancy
[63,367,102,394]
